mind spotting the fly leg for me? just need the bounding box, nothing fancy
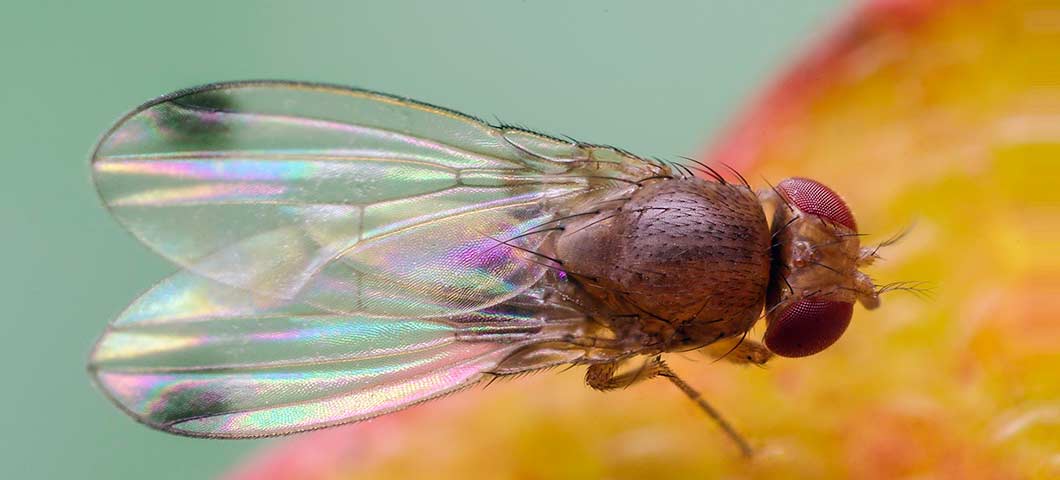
[655,359,755,457]
[586,356,754,457]
[585,357,666,391]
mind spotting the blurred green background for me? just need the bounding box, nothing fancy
[1,1,842,478]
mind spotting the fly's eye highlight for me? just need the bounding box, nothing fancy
[764,299,854,357]
[777,177,856,231]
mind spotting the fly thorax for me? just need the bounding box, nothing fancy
[554,178,770,346]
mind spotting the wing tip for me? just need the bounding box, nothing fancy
[86,364,491,440]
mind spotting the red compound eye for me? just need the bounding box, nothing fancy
[764,299,853,357]
[777,177,857,231]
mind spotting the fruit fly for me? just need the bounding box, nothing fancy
[88,81,889,456]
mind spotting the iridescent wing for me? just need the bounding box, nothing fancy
[89,81,663,437]
[92,81,660,317]
[89,270,572,438]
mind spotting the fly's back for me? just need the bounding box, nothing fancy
[553,178,771,350]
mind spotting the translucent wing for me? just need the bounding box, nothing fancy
[89,270,581,438]
[93,81,661,317]
[91,81,657,437]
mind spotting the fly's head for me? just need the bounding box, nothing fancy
[760,177,882,357]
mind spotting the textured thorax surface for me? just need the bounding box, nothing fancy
[554,178,771,349]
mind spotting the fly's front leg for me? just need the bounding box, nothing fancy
[585,357,666,391]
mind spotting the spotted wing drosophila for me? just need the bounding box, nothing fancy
[88,81,890,455]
